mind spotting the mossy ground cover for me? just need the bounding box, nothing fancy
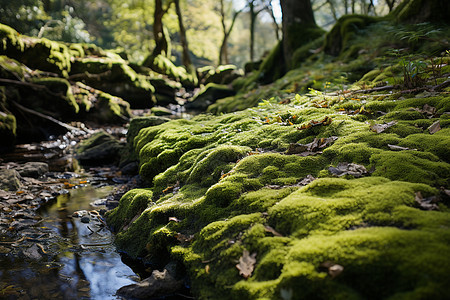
[107,40,450,298]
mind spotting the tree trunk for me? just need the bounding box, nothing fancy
[152,0,172,58]
[326,0,338,20]
[218,0,241,65]
[280,0,317,68]
[174,0,192,69]
[249,1,256,62]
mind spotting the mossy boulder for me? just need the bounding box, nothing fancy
[389,0,450,25]
[324,15,377,56]
[0,169,21,191]
[70,57,155,108]
[150,77,180,106]
[199,65,243,85]
[143,54,197,88]
[185,83,236,111]
[0,111,16,151]
[28,77,79,116]
[107,18,450,300]
[76,130,124,165]
[0,24,72,77]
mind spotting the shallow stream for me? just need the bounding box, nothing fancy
[0,183,138,299]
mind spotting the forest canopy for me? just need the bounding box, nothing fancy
[0,0,404,67]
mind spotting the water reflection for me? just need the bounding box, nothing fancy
[0,184,138,299]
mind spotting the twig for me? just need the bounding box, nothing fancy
[12,101,81,132]
[0,78,63,98]
[68,70,112,81]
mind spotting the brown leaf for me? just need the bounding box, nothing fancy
[421,104,437,118]
[388,144,416,151]
[370,121,397,133]
[428,120,441,134]
[264,225,283,237]
[415,191,439,210]
[286,136,337,155]
[236,249,257,279]
[329,163,368,177]
[168,217,181,223]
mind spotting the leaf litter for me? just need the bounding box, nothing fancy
[236,249,257,279]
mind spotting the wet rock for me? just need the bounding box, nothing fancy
[16,162,49,178]
[117,263,184,299]
[76,131,124,165]
[22,244,43,260]
[0,169,22,191]
[200,65,243,85]
[120,162,139,175]
[185,83,236,111]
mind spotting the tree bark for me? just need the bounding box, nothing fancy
[152,0,173,58]
[218,0,241,65]
[248,0,266,62]
[280,0,317,67]
[174,0,192,69]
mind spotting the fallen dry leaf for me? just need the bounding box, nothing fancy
[370,121,397,133]
[415,191,439,211]
[388,144,416,151]
[329,162,368,177]
[264,225,283,237]
[236,249,257,279]
[297,116,333,130]
[286,136,338,155]
[428,120,441,134]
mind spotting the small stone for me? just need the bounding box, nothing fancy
[80,216,90,223]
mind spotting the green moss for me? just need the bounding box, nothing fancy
[0,24,25,55]
[106,188,154,231]
[324,15,378,56]
[0,112,16,150]
[29,77,79,115]
[107,19,450,300]
[370,151,450,186]
[0,55,27,80]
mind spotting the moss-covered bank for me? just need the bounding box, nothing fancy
[102,10,450,300]
[108,80,450,298]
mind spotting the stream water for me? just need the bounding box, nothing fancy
[0,183,139,299]
[0,128,144,299]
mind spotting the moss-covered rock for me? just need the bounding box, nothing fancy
[107,17,450,300]
[76,130,124,165]
[143,54,197,88]
[70,56,155,108]
[186,83,236,111]
[324,15,377,57]
[199,65,243,85]
[0,111,16,151]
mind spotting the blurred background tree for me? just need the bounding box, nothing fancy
[0,0,398,67]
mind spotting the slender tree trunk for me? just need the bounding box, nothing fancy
[351,0,355,14]
[152,0,172,58]
[326,0,338,20]
[174,0,192,69]
[249,1,256,62]
[218,0,241,65]
[344,0,349,14]
[385,0,395,12]
[266,1,281,41]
